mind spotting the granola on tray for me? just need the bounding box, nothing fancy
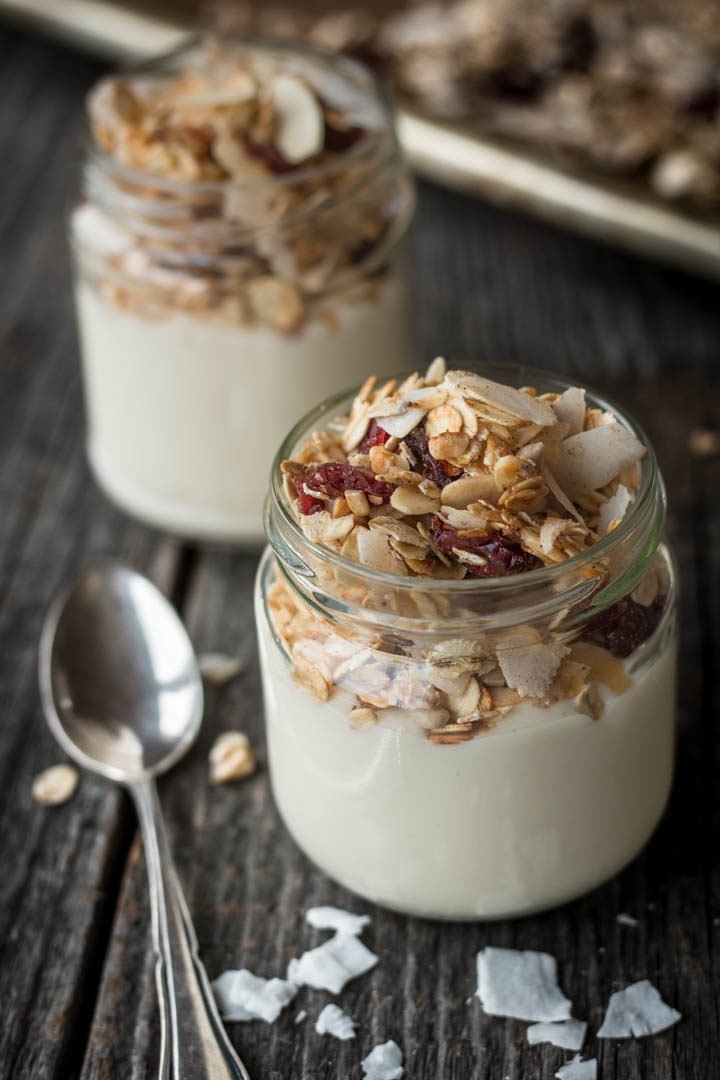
[269,359,667,742]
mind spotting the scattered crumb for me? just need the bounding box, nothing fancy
[527,1018,587,1051]
[362,1040,404,1079]
[288,932,378,993]
[212,969,296,1022]
[32,764,79,806]
[306,905,370,936]
[315,1003,356,1040]
[209,731,257,784]
[688,427,720,458]
[476,947,572,1022]
[597,980,681,1038]
[555,1055,597,1080]
[294,1010,307,1024]
[198,652,245,686]
[616,912,639,928]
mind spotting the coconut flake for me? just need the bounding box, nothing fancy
[539,517,572,555]
[555,1055,597,1080]
[198,652,244,686]
[306,906,371,936]
[476,947,572,1022]
[540,464,585,525]
[356,527,406,574]
[444,371,557,426]
[598,485,631,536]
[271,74,324,164]
[362,1040,404,1079]
[315,1003,357,1040]
[294,1009,307,1024]
[212,969,297,1023]
[527,1019,587,1051]
[597,979,681,1038]
[372,406,427,439]
[496,628,569,700]
[287,932,378,994]
[616,912,639,927]
[554,424,645,495]
[552,388,586,435]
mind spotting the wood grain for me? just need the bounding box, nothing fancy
[0,22,717,1080]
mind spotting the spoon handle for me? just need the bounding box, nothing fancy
[131,778,250,1080]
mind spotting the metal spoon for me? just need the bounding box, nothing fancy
[38,563,249,1080]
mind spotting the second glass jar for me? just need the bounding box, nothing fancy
[71,39,415,542]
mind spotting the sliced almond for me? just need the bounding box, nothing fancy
[441,473,500,508]
[569,642,633,693]
[390,486,441,515]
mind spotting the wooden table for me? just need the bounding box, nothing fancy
[1,24,718,1080]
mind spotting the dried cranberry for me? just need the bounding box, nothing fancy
[359,419,390,453]
[245,140,298,175]
[324,121,365,152]
[404,425,460,489]
[582,596,665,658]
[290,474,323,516]
[301,462,395,502]
[431,517,541,577]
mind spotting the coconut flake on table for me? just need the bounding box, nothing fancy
[315,1003,357,1040]
[555,1055,597,1080]
[552,388,586,436]
[597,485,631,536]
[306,906,371,936]
[287,932,378,994]
[270,74,324,163]
[527,1018,587,1051]
[476,947,572,1022]
[294,1009,307,1024]
[198,652,245,686]
[212,969,297,1022]
[553,423,645,496]
[361,1040,404,1079]
[496,628,569,701]
[616,912,639,927]
[597,979,681,1038]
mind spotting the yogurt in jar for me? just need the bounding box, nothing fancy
[257,360,678,919]
[71,41,415,542]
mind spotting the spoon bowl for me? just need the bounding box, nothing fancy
[39,563,203,783]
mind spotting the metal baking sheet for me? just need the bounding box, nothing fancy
[5,0,720,281]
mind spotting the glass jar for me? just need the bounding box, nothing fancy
[70,39,415,543]
[255,366,677,920]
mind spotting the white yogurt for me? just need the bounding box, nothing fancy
[74,271,412,542]
[255,573,676,920]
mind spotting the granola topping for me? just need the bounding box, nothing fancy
[269,361,668,740]
[78,43,404,332]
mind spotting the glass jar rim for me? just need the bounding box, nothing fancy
[266,362,665,608]
[84,35,400,199]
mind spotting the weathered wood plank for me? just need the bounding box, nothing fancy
[0,27,182,1080]
[1,22,719,1080]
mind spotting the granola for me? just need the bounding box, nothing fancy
[77,42,402,331]
[232,0,720,216]
[268,360,667,740]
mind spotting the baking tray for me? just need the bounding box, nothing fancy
[4,0,719,281]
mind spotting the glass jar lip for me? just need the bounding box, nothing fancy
[84,34,400,198]
[268,362,664,596]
